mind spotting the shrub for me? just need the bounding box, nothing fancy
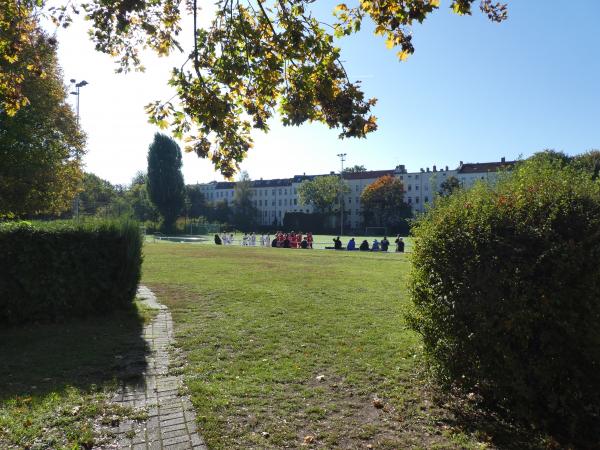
[0,219,143,325]
[408,159,600,444]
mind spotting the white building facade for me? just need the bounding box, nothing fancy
[197,158,514,229]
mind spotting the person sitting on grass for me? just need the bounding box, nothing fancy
[359,240,370,251]
[372,239,380,251]
[381,236,389,252]
[271,237,278,247]
[283,235,291,248]
[333,236,343,250]
[395,235,405,253]
[214,234,222,245]
[347,238,356,251]
[300,237,309,249]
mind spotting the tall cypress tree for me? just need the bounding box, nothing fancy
[146,133,185,232]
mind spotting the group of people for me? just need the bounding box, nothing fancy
[271,231,314,249]
[333,235,405,252]
[214,232,273,246]
[214,231,315,249]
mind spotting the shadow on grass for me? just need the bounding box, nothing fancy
[436,392,555,450]
[0,304,150,401]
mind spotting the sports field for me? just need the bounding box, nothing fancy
[142,242,485,449]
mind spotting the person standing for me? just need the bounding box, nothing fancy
[307,232,314,249]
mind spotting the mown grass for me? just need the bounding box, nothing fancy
[142,243,489,449]
[0,300,154,449]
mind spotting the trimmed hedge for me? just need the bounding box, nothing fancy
[0,220,143,324]
[409,159,600,444]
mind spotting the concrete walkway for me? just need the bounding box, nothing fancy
[110,285,207,450]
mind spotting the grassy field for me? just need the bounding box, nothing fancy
[142,243,489,449]
[0,301,155,448]
[150,233,414,252]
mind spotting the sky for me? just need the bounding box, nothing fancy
[50,0,600,185]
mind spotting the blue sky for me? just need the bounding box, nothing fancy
[53,0,600,184]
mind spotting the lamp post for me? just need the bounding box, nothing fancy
[69,79,88,125]
[337,153,347,236]
[69,79,88,219]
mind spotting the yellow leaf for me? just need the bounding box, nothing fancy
[385,38,395,49]
[430,0,440,6]
[397,50,410,61]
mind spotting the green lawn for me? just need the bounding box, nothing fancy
[0,301,155,449]
[149,233,414,252]
[142,243,487,449]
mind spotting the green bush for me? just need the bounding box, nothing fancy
[0,220,143,325]
[408,159,600,444]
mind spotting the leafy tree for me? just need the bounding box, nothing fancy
[146,133,185,231]
[3,0,508,176]
[78,173,116,216]
[438,176,461,197]
[360,175,411,229]
[232,171,259,230]
[0,28,85,218]
[572,150,600,180]
[298,175,349,218]
[527,149,572,167]
[127,182,159,222]
[343,165,367,173]
[186,185,209,218]
[210,200,232,224]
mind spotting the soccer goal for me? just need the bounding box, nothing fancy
[365,226,387,236]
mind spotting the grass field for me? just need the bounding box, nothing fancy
[149,233,414,252]
[0,301,155,448]
[142,243,489,449]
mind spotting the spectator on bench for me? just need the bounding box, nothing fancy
[359,240,370,251]
[381,236,389,252]
[347,238,356,251]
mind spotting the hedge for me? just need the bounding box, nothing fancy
[0,220,143,325]
[408,158,600,445]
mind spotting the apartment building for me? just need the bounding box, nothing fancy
[197,158,514,228]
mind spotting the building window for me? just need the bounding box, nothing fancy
[415,197,419,204]
[416,185,419,190]
[284,199,287,205]
[293,198,297,205]
[294,188,297,194]
[278,189,282,195]
[349,197,352,204]
[408,185,412,191]
[272,189,275,195]
[408,197,412,204]
[425,196,429,202]
[355,197,359,203]
[272,201,275,206]
[278,199,282,206]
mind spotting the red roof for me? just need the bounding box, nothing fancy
[457,161,516,174]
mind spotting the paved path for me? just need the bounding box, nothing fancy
[110,285,207,450]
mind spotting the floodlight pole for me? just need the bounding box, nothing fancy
[69,79,89,219]
[337,153,347,236]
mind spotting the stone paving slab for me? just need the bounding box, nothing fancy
[107,285,207,449]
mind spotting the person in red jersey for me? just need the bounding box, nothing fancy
[306,232,313,249]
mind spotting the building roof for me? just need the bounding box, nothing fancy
[342,170,395,180]
[457,160,516,174]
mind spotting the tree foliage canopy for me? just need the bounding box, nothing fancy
[360,175,410,227]
[146,133,185,230]
[232,171,259,230]
[438,175,461,197]
[0,28,85,218]
[2,0,507,176]
[298,175,349,215]
[343,164,367,173]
